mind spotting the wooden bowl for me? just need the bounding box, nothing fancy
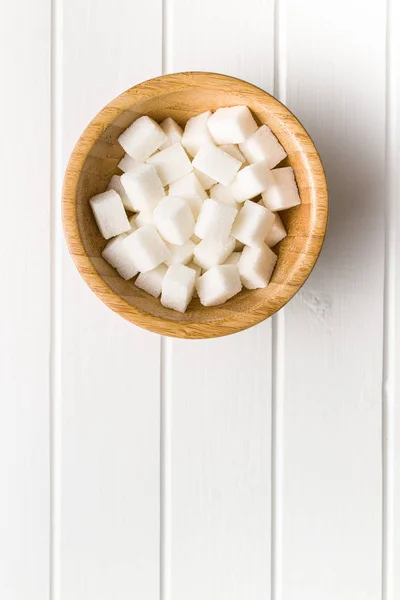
[63,72,328,339]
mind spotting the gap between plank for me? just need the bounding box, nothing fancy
[382,0,396,598]
[271,1,286,599]
[50,0,63,597]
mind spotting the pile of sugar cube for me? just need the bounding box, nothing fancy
[89,106,300,313]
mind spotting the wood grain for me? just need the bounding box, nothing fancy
[0,1,51,598]
[62,72,328,339]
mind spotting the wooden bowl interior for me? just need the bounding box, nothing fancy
[74,78,326,328]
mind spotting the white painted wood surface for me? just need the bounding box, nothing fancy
[1,1,399,600]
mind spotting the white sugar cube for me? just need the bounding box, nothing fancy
[238,244,277,289]
[169,172,207,218]
[107,174,131,211]
[193,143,241,186]
[118,154,141,173]
[159,117,183,150]
[265,213,287,247]
[197,265,242,306]
[161,264,196,313]
[153,196,195,245]
[194,168,216,190]
[207,106,258,144]
[187,261,202,297]
[225,251,241,265]
[239,125,287,168]
[147,142,193,186]
[219,144,246,164]
[169,172,208,201]
[165,239,196,266]
[210,183,239,208]
[261,167,301,211]
[101,233,138,280]
[230,161,274,202]
[232,200,275,247]
[123,225,169,273]
[118,116,167,161]
[121,163,165,212]
[193,236,235,270]
[134,211,154,228]
[89,189,130,240]
[182,111,215,157]
[195,199,238,241]
[135,264,168,298]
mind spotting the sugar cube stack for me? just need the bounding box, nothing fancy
[90,104,300,312]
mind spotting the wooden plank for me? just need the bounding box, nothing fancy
[0,1,51,599]
[277,1,385,598]
[59,2,162,599]
[164,2,275,597]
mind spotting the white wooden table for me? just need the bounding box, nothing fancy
[1,1,399,598]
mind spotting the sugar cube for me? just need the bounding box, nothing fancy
[107,174,131,211]
[232,200,275,247]
[121,163,165,212]
[165,239,196,266]
[193,237,235,270]
[169,172,208,201]
[123,225,169,273]
[187,261,202,296]
[265,213,287,247]
[118,116,167,161]
[219,144,246,164]
[135,264,168,298]
[194,168,216,190]
[207,106,258,144]
[153,196,195,245]
[195,199,238,241]
[159,117,183,150]
[192,143,241,186]
[210,183,239,208]
[147,142,193,186]
[239,125,287,168]
[101,233,138,280]
[261,167,301,211]
[118,154,141,173]
[134,211,154,228]
[169,172,207,218]
[182,111,215,157]
[238,244,277,289]
[89,189,131,239]
[161,264,196,313]
[225,251,241,265]
[197,265,242,306]
[230,161,274,202]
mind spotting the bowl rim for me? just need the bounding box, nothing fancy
[62,71,328,339]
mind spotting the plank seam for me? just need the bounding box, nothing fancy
[382,0,396,598]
